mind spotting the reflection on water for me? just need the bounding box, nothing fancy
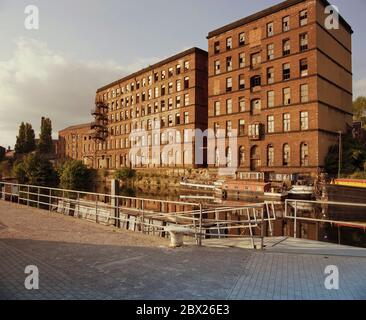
[92,182,366,248]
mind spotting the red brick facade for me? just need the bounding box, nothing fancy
[207,0,352,175]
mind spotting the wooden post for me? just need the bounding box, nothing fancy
[111,179,119,227]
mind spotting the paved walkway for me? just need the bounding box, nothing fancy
[0,201,365,300]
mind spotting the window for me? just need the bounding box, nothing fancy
[184,112,189,124]
[283,87,291,105]
[283,144,290,166]
[176,64,181,75]
[300,84,309,103]
[301,143,309,166]
[176,80,181,92]
[161,85,166,96]
[176,96,181,108]
[239,32,246,46]
[267,22,274,37]
[267,67,274,84]
[239,74,245,89]
[267,91,275,108]
[239,146,245,166]
[267,43,274,60]
[300,59,308,77]
[214,60,221,75]
[239,53,245,68]
[226,57,233,71]
[226,121,232,137]
[214,41,220,54]
[283,16,290,32]
[184,77,189,89]
[300,10,308,26]
[168,98,173,110]
[154,72,159,82]
[184,94,190,106]
[226,99,233,114]
[226,37,232,50]
[251,52,261,68]
[226,78,232,92]
[300,111,309,130]
[251,99,261,115]
[239,97,246,112]
[250,75,261,89]
[267,145,274,167]
[148,75,152,85]
[283,113,291,132]
[168,67,174,77]
[214,101,220,116]
[239,120,245,136]
[300,33,308,51]
[175,113,181,125]
[161,99,166,112]
[283,39,291,56]
[168,114,173,127]
[161,70,166,80]
[267,115,275,133]
[249,124,260,137]
[283,63,290,80]
[168,82,173,94]
[214,122,220,136]
[154,87,159,98]
[184,61,190,71]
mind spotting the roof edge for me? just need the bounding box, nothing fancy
[207,0,353,39]
[96,47,208,93]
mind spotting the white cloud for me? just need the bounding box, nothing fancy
[0,37,159,148]
[354,79,366,99]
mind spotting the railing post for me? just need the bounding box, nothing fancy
[95,195,99,223]
[27,185,30,206]
[37,187,40,208]
[260,207,265,250]
[294,201,298,238]
[198,203,203,246]
[77,192,80,218]
[48,188,52,211]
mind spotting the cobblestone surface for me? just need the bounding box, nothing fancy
[1,201,365,300]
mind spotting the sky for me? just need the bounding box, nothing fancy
[0,0,365,148]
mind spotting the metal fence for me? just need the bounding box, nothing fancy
[0,181,274,248]
[285,199,366,241]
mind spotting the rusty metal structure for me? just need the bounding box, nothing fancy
[91,100,109,168]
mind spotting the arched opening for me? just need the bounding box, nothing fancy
[250,146,260,171]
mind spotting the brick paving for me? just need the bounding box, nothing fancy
[0,201,365,300]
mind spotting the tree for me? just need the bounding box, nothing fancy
[59,160,92,191]
[353,96,366,123]
[324,132,366,176]
[12,154,59,187]
[24,123,36,153]
[37,117,53,154]
[15,122,26,155]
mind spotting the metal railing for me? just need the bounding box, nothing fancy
[285,199,366,239]
[0,181,274,248]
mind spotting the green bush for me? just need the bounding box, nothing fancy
[12,154,59,187]
[114,167,136,181]
[59,160,92,191]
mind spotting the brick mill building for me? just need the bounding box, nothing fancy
[207,0,353,176]
[92,47,208,169]
[59,0,353,177]
[58,123,95,166]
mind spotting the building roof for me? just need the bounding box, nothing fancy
[96,47,208,93]
[207,0,353,39]
[59,123,92,133]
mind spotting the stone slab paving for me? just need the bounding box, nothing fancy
[0,201,365,300]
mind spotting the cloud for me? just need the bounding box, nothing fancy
[0,37,159,148]
[354,79,366,99]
